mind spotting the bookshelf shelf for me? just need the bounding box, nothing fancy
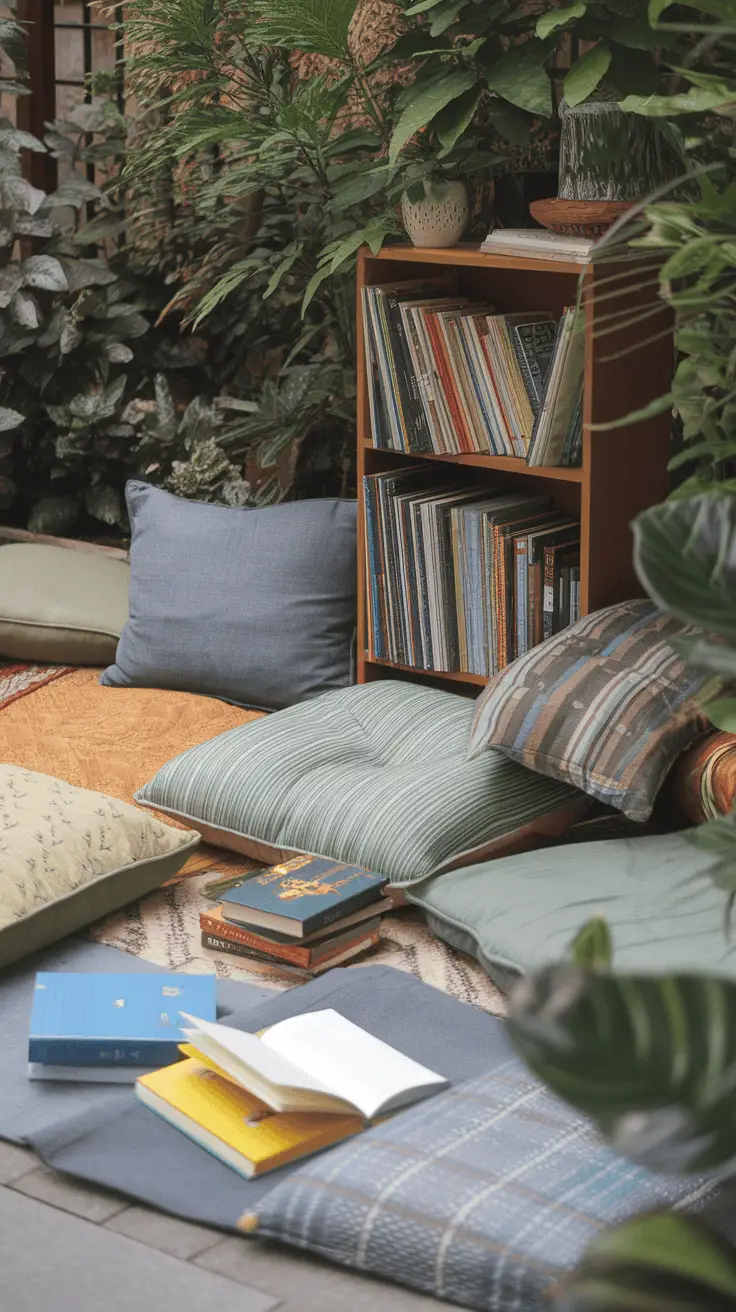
[360,439,584,483]
[364,656,488,690]
[356,243,673,695]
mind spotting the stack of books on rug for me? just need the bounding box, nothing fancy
[200,856,391,979]
[27,969,447,1178]
[365,471,580,675]
[362,279,584,465]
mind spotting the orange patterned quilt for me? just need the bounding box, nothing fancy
[0,666,263,878]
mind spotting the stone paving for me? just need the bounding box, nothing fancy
[0,1140,453,1312]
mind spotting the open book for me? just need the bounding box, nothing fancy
[178,1009,448,1120]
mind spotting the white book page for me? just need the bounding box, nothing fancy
[261,1009,447,1121]
[179,1014,332,1102]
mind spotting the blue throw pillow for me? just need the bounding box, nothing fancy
[101,482,357,711]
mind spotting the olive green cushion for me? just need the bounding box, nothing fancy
[0,765,198,971]
[0,543,130,664]
[409,833,736,992]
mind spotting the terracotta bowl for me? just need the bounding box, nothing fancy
[530,198,634,237]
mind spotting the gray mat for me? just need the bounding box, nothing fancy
[0,937,271,1147]
[1,941,510,1231]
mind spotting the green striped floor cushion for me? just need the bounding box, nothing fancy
[468,599,719,823]
[136,681,587,886]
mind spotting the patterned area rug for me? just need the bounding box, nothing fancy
[89,872,507,1016]
[0,662,74,710]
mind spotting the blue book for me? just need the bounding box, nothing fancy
[29,972,217,1067]
[220,856,388,938]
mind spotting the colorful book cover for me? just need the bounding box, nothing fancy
[29,971,217,1067]
[137,1057,363,1179]
[511,319,558,417]
[219,856,388,938]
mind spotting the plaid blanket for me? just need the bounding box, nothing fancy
[249,1058,718,1310]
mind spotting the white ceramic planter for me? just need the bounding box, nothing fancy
[401,181,469,248]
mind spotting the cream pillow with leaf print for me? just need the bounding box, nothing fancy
[0,765,199,970]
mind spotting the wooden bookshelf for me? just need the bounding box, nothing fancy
[356,242,673,696]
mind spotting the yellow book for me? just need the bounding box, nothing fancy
[136,1056,363,1179]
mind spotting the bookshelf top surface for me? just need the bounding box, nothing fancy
[361,243,586,276]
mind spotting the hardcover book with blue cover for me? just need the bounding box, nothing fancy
[29,971,217,1067]
[219,856,388,938]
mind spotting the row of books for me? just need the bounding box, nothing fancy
[362,279,584,466]
[199,856,390,980]
[29,969,446,1179]
[365,469,581,676]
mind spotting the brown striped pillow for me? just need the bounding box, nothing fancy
[468,600,720,822]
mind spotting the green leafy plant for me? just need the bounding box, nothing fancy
[501,481,736,1307]
[595,4,736,497]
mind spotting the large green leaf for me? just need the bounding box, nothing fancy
[0,405,23,432]
[536,2,586,40]
[389,70,477,163]
[485,41,553,117]
[564,43,612,108]
[620,85,735,116]
[508,965,736,1174]
[435,85,482,155]
[569,917,612,970]
[557,1212,736,1312]
[633,494,736,641]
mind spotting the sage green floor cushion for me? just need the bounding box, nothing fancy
[409,832,736,991]
[0,765,199,970]
[136,681,587,887]
[0,542,130,665]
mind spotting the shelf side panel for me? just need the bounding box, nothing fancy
[582,259,672,613]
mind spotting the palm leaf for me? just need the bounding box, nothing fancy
[245,0,359,61]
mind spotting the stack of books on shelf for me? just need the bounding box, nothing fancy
[362,280,584,466]
[200,856,391,979]
[365,470,580,675]
[479,228,597,264]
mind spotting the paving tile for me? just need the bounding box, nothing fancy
[105,1204,224,1259]
[196,1235,453,1310]
[0,1141,40,1184]
[10,1163,129,1222]
[0,1186,279,1312]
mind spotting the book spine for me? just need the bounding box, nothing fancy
[423,311,470,453]
[543,545,556,641]
[200,913,315,966]
[515,537,529,659]
[362,288,388,450]
[363,475,383,660]
[528,561,542,650]
[302,884,386,937]
[201,933,309,978]
[404,307,442,452]
[28,1038,177,1066]
[510,331,540,418]
[479,334,515,456]
[386,294,432,453]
